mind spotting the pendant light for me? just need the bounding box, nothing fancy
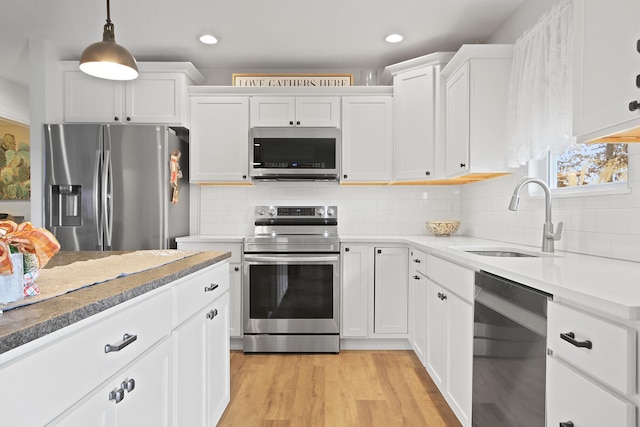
[79,0,138,80]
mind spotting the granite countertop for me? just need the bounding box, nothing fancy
[0,250,230,355]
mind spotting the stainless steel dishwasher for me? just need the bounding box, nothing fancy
[472,271,551,427]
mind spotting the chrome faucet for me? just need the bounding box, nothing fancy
[508,178,563,253]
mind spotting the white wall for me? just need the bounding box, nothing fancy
[462,0,640,262]
[0,77,29,125]
[195,183,461,236]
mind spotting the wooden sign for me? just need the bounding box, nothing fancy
[232,74,353,87]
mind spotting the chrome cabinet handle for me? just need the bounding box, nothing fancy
[206,309,219,320]
[121,378,135,393]
[104,333,137,353]
[204,283,219,292]
[437,292,447,301]
[560,422,574,427]
[109,388,125,404]
[630,100,640,112]
[560,332,592,349]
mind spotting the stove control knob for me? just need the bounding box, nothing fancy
[316,208,325,216]
[327,208,335,216]
[257,208,266,216]
[267,208,277,217]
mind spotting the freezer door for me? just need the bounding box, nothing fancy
[44,124,104,251]
[105,125,171,250]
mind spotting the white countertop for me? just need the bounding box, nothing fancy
[178,234,640,321]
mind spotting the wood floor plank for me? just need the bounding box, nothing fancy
[218,350,462,427]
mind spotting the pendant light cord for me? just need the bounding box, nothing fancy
[106,0,112,25]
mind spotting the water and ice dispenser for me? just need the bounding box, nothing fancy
[50,185,82,226]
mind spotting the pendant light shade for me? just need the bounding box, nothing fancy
[79,0,138,80]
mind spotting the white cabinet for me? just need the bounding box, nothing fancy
[189,96,250,183]
[50,337,173,427]
[341,96,393,183]
[176,241,243,338]
[547,356,635,427]
[409,249,427,365]
[425,255,474,426]
[174,293,230,427]
[0,286,172,426]
[374,247,409,335]
[63,62,204,126]
[250,96,340,127]
[172,261,230,426]
[546,301,637,427]
[340,244,408,339]
[0,261,230,426]
[442,45,513,178]
[387,53,453,181]
[340,244,371,337]
[572,0,640,143]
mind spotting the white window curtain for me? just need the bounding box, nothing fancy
[506,0,576,167]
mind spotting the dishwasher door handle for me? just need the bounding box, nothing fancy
[560,332,592,349]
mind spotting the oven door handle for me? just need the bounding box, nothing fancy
[244,255,339,263]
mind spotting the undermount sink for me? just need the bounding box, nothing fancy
[449,246,558,258]
[464,250,537,258]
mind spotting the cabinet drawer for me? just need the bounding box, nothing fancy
[177,242,241,263]
[547,356,636,427]
[0,287,172,427]
[410,249,427,275]
[174,262,230,326]
[548,301,636,395]
[426,255,474,303]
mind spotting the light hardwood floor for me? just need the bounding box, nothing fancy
[218,350,461,427]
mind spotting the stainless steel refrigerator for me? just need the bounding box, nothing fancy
[44,124,190,251]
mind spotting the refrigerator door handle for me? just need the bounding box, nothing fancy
[94,149,103,248]
[103,126,114,248]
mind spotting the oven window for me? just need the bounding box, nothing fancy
[249,264,334,319]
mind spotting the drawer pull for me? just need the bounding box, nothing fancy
[204,283,219,292]
[413,258,421,263]
[413,275,420,280]
[206,308,219,320]
[437,292,447,301]
[560,332,592,349]
[104,333,138,353]
[560,422,574,427]
[122,378,136,393]
[109,388,125,404]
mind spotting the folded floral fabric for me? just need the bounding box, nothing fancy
[0,221,61,275]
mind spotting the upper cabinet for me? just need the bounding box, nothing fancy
[250,96,340,127]
[62,62,205,127]
[189,95,250,183]
[387,53,453,181]
[341,95,393,183]
[442,45,513,179]
[572,0,640,143]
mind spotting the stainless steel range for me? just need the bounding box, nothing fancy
[243,205,340,353]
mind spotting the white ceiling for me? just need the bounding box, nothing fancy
[0,0,525,86]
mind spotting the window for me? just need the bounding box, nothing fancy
[551,143,628,189]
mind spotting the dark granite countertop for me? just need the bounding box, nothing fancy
[0,250,230,355]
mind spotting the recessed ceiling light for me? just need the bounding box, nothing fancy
[199,34,218,45]
[385,34,404,43]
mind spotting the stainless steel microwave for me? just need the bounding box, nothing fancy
[249,127,340,181]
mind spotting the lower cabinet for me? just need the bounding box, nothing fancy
[176,240,243,338]
[50,337,173,427]
[425,255,474,427]
[174,292,230,427]
[0,261,230,426]
[374,247,409,335]
[340,244,409,339]
[409,249,428,365]
[546,300,637,427]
